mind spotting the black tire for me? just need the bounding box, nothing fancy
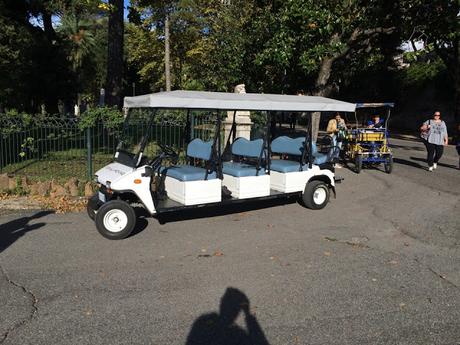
[95,200,136,240]
[384,155,393,174]
[87,194,98,221]
[355,155,362,174]
[302,180,330,210]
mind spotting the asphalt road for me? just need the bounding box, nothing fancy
[1,138,459,345]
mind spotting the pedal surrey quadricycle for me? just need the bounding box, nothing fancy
[344,102,394,174]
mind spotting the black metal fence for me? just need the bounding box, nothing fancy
[0,114,215,182]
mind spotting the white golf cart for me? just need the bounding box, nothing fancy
[87,91,356,239]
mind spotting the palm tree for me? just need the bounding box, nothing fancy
[57,14,96,112]
[58,15,96,72]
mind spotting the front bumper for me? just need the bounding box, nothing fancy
[88,192,104,212]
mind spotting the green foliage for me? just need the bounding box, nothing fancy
[125,23,165,91]
[78,106,124,129]
[402,59,445,87]
[19,137,37,158]
[1,0,458,123]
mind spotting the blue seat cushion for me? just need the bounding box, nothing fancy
[222,162,265,177]
[313,154,328,165]
[163,165,216,181]
[270,159,303,173]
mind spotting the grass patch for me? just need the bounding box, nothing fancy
[2,149,114,182]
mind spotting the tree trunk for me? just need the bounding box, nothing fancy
[314,57,334,97]
[310,57,335,142]
[106,0,124,108]
[164,13,171,91]
[42,11,55,41]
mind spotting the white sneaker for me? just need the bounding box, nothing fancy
[428,166,433,172]
[334,163,343,169]
[433,163,437,169]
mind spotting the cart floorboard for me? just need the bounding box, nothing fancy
[155,189,301,214]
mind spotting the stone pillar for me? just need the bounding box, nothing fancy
[224,84,253,144]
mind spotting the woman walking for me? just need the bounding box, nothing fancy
[420,111,448,171]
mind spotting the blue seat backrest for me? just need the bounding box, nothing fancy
[187,138,213,161]
[311,143,319,156]
[271,136,305,156]
[312,136,340,161]
[231,138,263,158]
[328,136,340,160]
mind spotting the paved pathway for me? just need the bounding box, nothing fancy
[0,138,459,345]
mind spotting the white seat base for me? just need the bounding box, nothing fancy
[164,177,221,205]
[270,170,312,193]
[222,174,270,199]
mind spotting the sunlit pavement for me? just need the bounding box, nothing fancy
[1,138,459,345]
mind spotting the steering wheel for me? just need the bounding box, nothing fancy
[158,143,178,156]
[158,142,179,164]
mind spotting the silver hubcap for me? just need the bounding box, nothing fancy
[103,209,128,233]
[313,187,327,205]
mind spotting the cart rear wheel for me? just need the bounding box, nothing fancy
[95,200,136,240]
[302,180,330,210]
[355,155,362,174]
[384,155,393,174]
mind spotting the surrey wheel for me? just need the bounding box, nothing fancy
[384,155,393,174]
[95,200,136,240]
[302,180,330,210]
[355,155,362,174]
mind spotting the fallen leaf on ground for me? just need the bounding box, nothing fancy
[323,251,331,256]
[213,250,224,257]
[399,303,406,309]
[324,237,338,242]
[31,195,86,213]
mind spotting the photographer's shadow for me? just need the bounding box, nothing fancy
[185,287,270,345]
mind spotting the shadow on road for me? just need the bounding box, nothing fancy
[393,157,425,170]
[389,144,425,152]
[410,156,457,169]
[129,208,150,237]
[156,197,297,224]
[185,287,270,345]
[0,211,53,253]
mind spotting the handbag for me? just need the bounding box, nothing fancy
[420,120,431,140]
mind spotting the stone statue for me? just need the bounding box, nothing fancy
[224,84,253,143]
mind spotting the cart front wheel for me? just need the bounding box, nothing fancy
[384,155,393,174]
[355,155,362,174]
[302,180,330,210]
[95,200,136,240]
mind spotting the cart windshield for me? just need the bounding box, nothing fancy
[114,109,157,167]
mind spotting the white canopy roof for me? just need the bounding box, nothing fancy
[123,90,356,112]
